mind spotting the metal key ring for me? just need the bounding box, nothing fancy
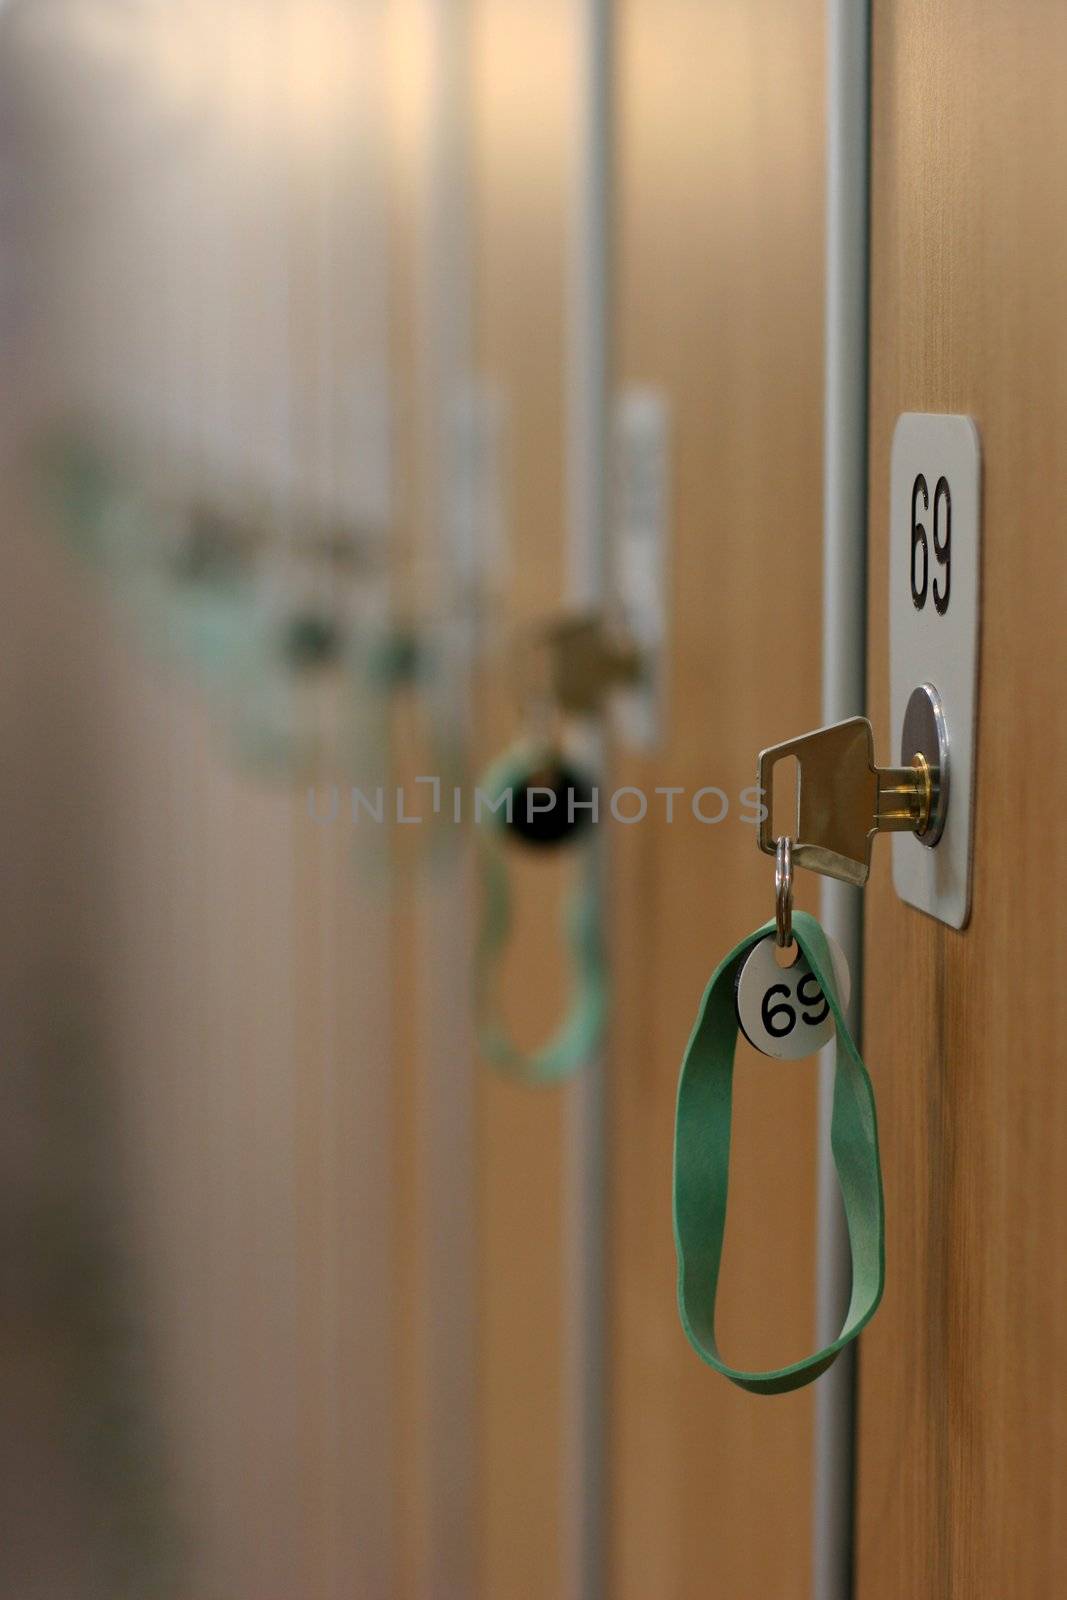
[775,836,794,948]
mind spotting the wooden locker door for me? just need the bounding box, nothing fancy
[856,4,1067,1595]
[0,8,398,1595]
[608,1,827,1596]
[469,5,583,1596]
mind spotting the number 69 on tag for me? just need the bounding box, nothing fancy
[734,933,852,1061]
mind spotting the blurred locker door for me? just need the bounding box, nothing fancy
[0,6,398,1597]
[468,3,590,1597]
[856,4,1067,1596]
[608,0,828,1597]
[386,0,481,1593]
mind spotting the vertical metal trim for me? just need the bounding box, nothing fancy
[567,0,613,609]
[815,1,871,1597]
[562,1,612,1596]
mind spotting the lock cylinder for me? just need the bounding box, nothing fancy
[900,681,949,846]
[874,757,932,834]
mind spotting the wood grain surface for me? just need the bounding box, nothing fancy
[856,4,1067,1596]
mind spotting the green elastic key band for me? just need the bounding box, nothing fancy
[673,910,884,1394]
[475,747,606,1084]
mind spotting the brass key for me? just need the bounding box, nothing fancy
[757,685,948,887]
[522,611,644,717]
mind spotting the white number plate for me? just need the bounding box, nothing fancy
[889,414,982,929]
[613,388,669,749]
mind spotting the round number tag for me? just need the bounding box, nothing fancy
[734,933,851,1061]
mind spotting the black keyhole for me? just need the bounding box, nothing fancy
[507,761,596,849]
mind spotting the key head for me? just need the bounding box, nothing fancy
[530,612,643,716]
[757,717,880,886]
